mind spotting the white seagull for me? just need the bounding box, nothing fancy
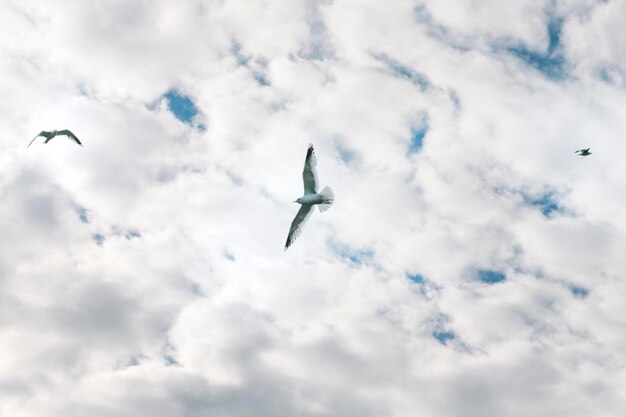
[285,144,334,250]
[28,129,83,148]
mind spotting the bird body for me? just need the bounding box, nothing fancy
[285,144,334,250]
[575,148,591,156]
[28,129,82,147]
[43,129,58,142]
[295,193,328,205]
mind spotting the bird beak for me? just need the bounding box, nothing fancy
[293,200,297,203]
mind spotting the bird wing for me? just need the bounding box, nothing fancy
[58,130,82,146]
[285,204,314,250]
[302,144,318,195]
[27,131,48,148]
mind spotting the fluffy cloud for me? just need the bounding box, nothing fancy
[1,1,625,416]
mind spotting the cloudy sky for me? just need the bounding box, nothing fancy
[1,0,625,416]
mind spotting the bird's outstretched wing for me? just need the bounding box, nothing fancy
[27,131,47,148]
[302,144,318,195]
[285,204,313,250]
[58,130,82,146]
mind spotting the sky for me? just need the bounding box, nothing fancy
[1,1,625,416]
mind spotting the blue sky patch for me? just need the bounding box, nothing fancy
[163,90,198,124]
[189,282,204,296]
[477,269,506,284]
[409,125,427,154]
[164,354,179,366]
[298,1,334,61]
[375,53,429,91]
[92,233,105,246]
[596,64,626,86]
[598,67,611,83]
[224,249,235,261]
[407,273,425,284]
[126,356,140,367]
[524,192,562,217]
[407,273,441,298]
[504,16,567,80]
[253,72,270,86]
[570,285,589,299]
[157,168,177,183]
[299,41,333,61]
[494,186,566,218]
[407,113,428,155]
[231,41,249,66]
[334,139,357,164]
[125,230,141,240]
[448,90,461,110]
[163,341,179,366]
[433,330,455,345]
[75,205,89,223]
[413,5,470,52]
[231,41,271,86]
[329,240,374,265]
[224,169,244,186]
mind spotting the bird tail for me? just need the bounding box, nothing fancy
[318,186,334,212]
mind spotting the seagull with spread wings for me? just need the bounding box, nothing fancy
[285,144,334,250]
[28,129,83,148]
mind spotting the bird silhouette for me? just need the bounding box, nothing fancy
[285,144,334,250]
[28,129,82,148]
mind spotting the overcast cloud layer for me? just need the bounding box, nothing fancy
[1,1,625,416]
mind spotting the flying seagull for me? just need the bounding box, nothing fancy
[285,144,334,250]
[575,148,591,157]
[28,129,82,148]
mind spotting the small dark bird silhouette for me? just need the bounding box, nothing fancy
[575,148,591,157]
[28,129,82,148]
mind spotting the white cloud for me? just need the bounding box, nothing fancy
[1,1,625,416]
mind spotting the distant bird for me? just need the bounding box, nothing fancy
[28,129,82,148]
[285,144,334,250]
[575,148,591,157]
